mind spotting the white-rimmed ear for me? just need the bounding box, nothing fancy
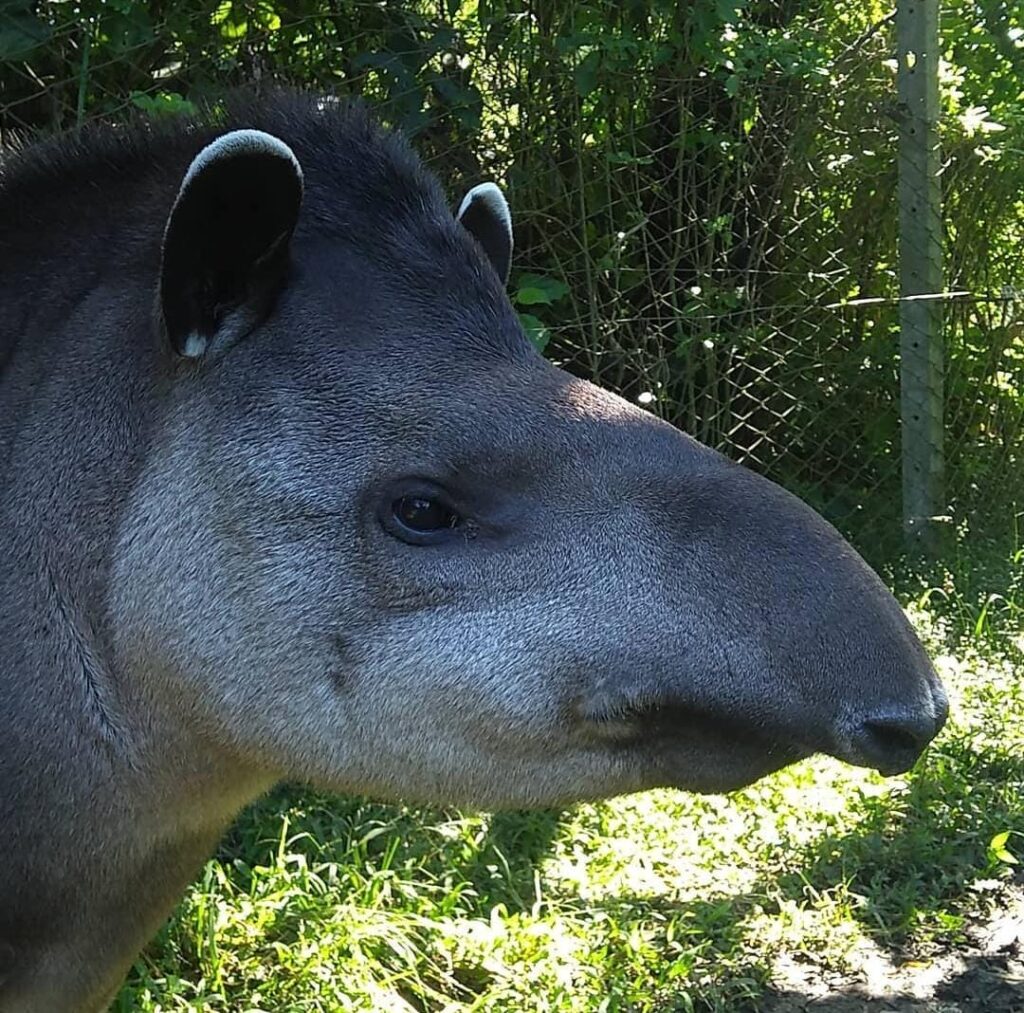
[456,182,513,285]
[159,129,304,358]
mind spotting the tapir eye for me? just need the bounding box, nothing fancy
[387,493,462,543]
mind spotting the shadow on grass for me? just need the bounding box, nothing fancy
[470,808,566,909]
[786,734,1024,951]
[755,949,1024,1013]
[600,733,1024,1010]
[177,688,1022,1012]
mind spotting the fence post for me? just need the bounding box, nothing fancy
[897,0,945,551]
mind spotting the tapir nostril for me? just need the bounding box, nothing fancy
[864,719,922,754]
[848,710,942,775]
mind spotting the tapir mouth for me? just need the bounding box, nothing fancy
[582,698,777,745]
[578,691,943,792]
[579,698,812,793]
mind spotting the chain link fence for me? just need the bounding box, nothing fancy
[2,1,1021,562]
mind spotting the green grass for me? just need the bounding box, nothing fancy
[115,539,1024,1013]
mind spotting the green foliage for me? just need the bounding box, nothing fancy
[988,830,1018,866]
[517,313,552,353]
[130,90,198,118]
[513,273,570,307]
[513,272,569,351]
[0,0,51,61]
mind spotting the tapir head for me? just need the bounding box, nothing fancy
[112,106,947,809]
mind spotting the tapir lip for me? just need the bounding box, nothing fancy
[829,748,920,778]
[580,691,943,790]
[828,697,949,777]
[581,694,816,749]
[580,698,814,791]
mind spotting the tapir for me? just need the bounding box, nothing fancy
[0,92,947,1011]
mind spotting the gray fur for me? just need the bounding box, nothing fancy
[0,93,946,1011]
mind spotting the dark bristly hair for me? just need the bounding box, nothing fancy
[0,88,523,358]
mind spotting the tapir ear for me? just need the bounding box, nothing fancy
[159,129,303,357]
[456,182,513,285]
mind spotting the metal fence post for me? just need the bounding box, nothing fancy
[897,0,945,551]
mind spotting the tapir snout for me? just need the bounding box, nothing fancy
[485,375,952,794]
[566,426,949,787]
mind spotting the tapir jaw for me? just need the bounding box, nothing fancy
[576,667,949,792]
[577,703,808,794]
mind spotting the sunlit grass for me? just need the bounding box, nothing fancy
[116,543,1024,1012]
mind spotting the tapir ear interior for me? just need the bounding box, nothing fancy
[159,129,304,357]
[456,182,513,285]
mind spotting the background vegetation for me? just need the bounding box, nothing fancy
[1,1,1022,1009]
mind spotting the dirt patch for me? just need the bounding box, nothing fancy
[756,879,1024,1013]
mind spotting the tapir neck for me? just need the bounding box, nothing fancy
[0,576,270,1009]
[0,255,274,1009]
